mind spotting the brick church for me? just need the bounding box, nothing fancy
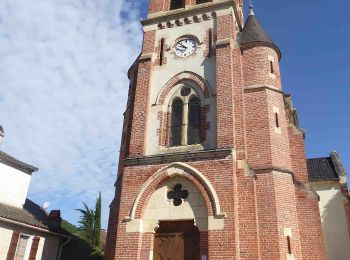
[105,0,335,259]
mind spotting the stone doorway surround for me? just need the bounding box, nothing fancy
[123,162,226,233]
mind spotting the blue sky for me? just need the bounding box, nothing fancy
[248,1,350,178]
[0,0,348,229]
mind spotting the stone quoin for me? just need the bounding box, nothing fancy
[105,1,330,259]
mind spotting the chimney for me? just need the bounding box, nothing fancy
[0,126,4,147]
[48,210,62,231]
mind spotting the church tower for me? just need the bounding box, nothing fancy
[105,1,327,259]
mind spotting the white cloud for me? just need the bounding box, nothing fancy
[0,0,144,227]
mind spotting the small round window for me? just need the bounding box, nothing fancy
[180,86,191,97]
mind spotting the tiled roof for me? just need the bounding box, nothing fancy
[307,157,339,181]
[240,12,281,58]
[0,151,38,174]
[0,199,56,230]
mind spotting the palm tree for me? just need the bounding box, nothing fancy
[76,192,103,258]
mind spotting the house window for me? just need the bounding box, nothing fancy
[170,86,201,147]
[170,0,185,10]
[15,235,30,260]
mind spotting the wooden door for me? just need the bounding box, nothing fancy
[154,233,184,260]
[183,232,199,260]
[153,221,199,260]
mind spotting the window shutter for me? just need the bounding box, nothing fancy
[29,237,40,260]
[6,231,20,260]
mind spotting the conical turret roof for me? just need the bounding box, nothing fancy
[240,6,281,59]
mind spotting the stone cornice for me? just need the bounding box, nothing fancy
[254,167,294,176]
[124,148,234,166]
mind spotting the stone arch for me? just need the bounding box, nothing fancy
[156,72,212,106]
[126,162,225,222]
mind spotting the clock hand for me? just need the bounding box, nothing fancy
[176,46,186,52]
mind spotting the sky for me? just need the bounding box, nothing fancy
[0,0,349,229]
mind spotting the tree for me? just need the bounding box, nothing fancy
[76,192,103,258]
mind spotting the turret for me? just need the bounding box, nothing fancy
[241,5,291,171]
[240,5,282,89]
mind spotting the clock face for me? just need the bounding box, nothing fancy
[175,38,196,58]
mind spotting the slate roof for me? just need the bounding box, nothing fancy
[0,199,55,230]
[0,151,38,174]
[240,9,281,58]
[307,157,339,181]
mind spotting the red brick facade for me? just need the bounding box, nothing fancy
[105,1,327,259]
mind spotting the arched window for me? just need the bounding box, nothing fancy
[171,99,183,146]
[170,86,201,147]
[188,97,201,145]
[170,0,185,10]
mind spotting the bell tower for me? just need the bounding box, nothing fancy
[105,1,327,259]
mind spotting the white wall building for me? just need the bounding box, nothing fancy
[0,126,69,260]
[308,151,350,260]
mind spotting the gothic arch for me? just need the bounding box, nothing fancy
[126,162,226,221]
[156,72,212,106]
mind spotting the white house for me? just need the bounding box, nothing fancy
[0,126,70,260]
[308,151,350,260]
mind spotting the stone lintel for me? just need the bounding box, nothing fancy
[254,167,294,177]
[244,85,284,95]
[124,148,233,166]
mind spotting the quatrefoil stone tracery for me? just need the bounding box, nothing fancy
[167,184,189,206]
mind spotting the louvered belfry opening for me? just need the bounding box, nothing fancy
[170,0,185,10]
[171,98,183,146]
[196,0,212,4]
[188,97,201,145]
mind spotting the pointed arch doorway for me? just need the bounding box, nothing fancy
[153,220,200,260]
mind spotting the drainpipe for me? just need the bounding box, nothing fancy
[57,236,72,260]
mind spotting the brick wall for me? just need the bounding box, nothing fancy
[273,173,302,259]
[267,90,292,171]
[148,0,243,15]
[288,123,326,259]
[243,46,281,89]
[148,0,165,14]
[106,159,237,259]
[232,47,246,160]
[215,14,236,148]
[128,30,155,156]
[288,126,309,183]
[343,194,350,238]
[244,90,272,169]
[234,168,259,259]
[295,187,327,259]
